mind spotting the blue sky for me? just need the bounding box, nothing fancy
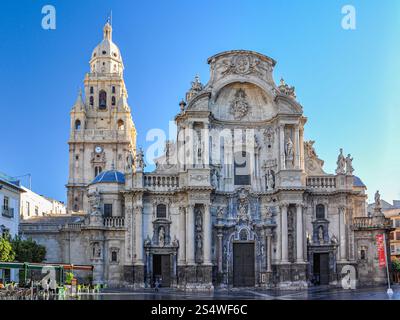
[0,0,399,204]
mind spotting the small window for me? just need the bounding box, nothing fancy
[111,250,118,262]
[156,204,167,218]
[395,220,400,228]
[316,204,325,219]
[3,196,9,209]
[396,232,400,241]
[26,201,30,216]
[117,119,124,130]
[75,120,81,130]
[90,87,94,94]
[94,166,102,177]
[35,206,39,216]
[99,90,107,109]
[112,86,116,94]
[104,204,112,217]
[102,50,107,55]
[90,96,94,106]
[360,249,366,260]
[112,96,116,106]
[390,232,395,240]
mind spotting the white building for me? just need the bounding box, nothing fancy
[20,186,66,220]
[0,172,25,282]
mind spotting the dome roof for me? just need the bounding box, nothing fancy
[91,169,125,184]
[90,22,123,65]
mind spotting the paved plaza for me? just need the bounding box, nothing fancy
[74,285,400,300]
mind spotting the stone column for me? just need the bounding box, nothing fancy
[178,207,186,264]
[135,205,144,264]
[299,127,305,170]
[295,126,300,169]
[266,232,272,272]
[186,205,195,265]
[339,206,347,261]
[203,204,212,265]
[281,203,289,263]
[276,206,282,263]
[296,204,304,263]
[217,231,223,273]
[279,124,286,170]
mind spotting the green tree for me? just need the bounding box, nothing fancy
[11,236,46,263]
[0,236,15,262]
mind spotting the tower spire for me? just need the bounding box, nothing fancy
[103,20,112,41]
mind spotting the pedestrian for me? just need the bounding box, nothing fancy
[154,278,160,292]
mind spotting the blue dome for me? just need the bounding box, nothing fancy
[91,170,125,184]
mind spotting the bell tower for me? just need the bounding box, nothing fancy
[67,22,136,213]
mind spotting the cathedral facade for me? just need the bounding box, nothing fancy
[20,23,392,289]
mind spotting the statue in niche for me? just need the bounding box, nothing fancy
[335,148,346,174]
[318,226,324,244]
[126,152,134,173]
[265,206,273,221]
[92,242,101,258]
[196,233,203,260]
[345,154,354,175]
[158,226,165,247]
[194,129,203,163]
[195,207,202,232]
[285,136,294,159]
[266,169,275,191]
[211,169,219,189]
[237,199,248,220]
[217,207,224,220]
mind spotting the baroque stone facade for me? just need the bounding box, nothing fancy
[20,23,392,290]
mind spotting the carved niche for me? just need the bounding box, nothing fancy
[229,88,249,120]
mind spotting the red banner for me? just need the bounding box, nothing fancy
[376,234,386,268]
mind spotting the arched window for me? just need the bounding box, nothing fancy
[112,86,116,94]
[117,119,124,130]
[94,166,102,177]
[99,90,107,109]
[75,120,81,130]
[156,204,167,218]
[112,96,116,106]
[90,96,94,106]
[316,204,325,219]
[234,151,250,185]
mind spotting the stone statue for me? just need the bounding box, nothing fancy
[336,148,346,174]
[172,235,179,247]
[345,154,354,175]
[285,136,294,159]
[265,206,273,220]
[238,199,248,220]
[196,233,203,251]
[375,190,381,208]
[266,170,275,190]
[89,188,102,216]
[195,208,202,231]
[318,226,324,244]
[144,235,151,246]
[211,170,219,189]
[158,226,165,247]
[135,148,145,171]
[92,243,101,258]
[217,207,224,220]
[126,152,134,173]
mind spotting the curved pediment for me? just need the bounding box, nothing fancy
[210,82,277,122]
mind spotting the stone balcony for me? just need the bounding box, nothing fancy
[143,174,179,192]
[352,216,392,230]
[103,216,125,228]
[306,175,336,191]
[69,129,131,142]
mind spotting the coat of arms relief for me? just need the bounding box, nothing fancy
[230,88,249,120]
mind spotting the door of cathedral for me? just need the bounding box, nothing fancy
[153,254,171,287]
[313,253,329,285]
[233,243,255,287]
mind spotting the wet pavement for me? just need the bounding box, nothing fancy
[82,284,400,300]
